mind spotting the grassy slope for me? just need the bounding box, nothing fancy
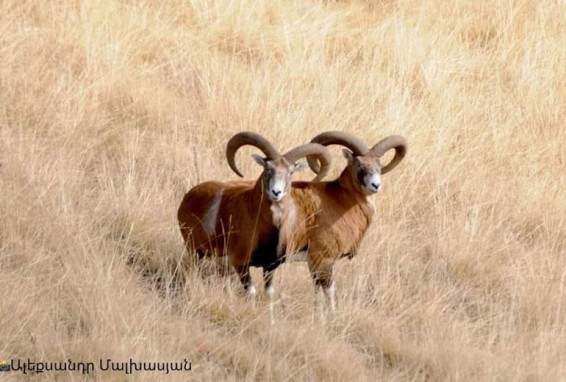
[1,0,565,380]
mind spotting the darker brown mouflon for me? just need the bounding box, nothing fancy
[177,132,332,323]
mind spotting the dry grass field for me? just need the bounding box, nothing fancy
[1,0,565,380]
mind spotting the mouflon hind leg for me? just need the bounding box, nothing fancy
[235,264,256,299]
[308,251,336,318]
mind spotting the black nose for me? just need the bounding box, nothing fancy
[371,182,380,190]
[272,190,281,196]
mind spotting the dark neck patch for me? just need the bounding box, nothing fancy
[250,226,286,271]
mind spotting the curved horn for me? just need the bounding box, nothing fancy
[307,131,369,173]
[370,135,407,174]
[226,132,280,177]
[283,143,332,181]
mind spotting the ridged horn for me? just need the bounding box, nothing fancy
[283,143,332,181]
[307,131,369,173]
[370,135,407,174]
[226,132,281,177]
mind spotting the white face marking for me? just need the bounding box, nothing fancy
[364,173,382,194]
[204,189,223,236]
[268,178,286,202]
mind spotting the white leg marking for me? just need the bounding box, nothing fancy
[313,285,324,323]
[247,285,257,299]
[265,285,275,325]
[324,282,337,315]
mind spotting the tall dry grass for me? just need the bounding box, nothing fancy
[1,0,565,380]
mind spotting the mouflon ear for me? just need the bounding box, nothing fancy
[342,148,355,163]
[252,154,267,167]
[292,162,308,172]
